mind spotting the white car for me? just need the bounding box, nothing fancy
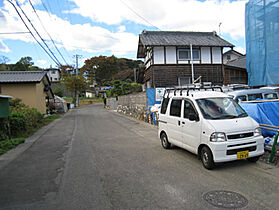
[227,88,279,102]
[158,87,264,169]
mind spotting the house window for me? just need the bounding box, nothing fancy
[227,55,231,61]
[52,70,56,74]
[177,49,200,61]
[178,49,190,60]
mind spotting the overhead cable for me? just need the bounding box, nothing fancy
[6,0,60,66]
[119,0,161,31]
[15,0,62,66]
[28,0,69,65]
[0,32,30,34]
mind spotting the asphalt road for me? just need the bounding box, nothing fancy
[0,104,278,209]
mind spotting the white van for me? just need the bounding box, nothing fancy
[227,88,279,102]
[158,87,264,169]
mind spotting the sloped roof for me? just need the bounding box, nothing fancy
[0,71,46,83]
[226,56,246,69]
[137,31,234,58]
[223,49,244,56]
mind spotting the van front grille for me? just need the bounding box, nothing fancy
[227,132,254,140]
[227,146,257,155]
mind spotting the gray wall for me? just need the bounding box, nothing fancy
[116,92,148,121]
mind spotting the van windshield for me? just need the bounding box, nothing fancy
[196,97,248,120]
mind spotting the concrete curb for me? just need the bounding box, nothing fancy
[0,110,73,170]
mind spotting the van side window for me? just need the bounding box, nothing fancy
[170,99,182,117]
[264,93,278,99]
[248,93,262,101]
[161,98,170,114]
[184,100,196,119]
[236,95,247,102]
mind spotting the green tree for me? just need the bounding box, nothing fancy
[12,57,40,71]
[54,87,64,97]
[62,75,88,105]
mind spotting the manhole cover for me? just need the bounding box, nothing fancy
[203,190,248,209]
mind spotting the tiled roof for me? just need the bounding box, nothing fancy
[137,31,234,58]
[0,71,46,83]
[226,56,246,69]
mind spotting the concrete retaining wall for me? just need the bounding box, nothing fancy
[116,92,148,121]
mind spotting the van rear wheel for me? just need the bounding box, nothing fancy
[160,133,171,149]
[201,146,215,170]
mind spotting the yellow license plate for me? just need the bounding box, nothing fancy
[237,150,249,160]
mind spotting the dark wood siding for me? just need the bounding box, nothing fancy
[224,65,248,85]
[147,64,224,87]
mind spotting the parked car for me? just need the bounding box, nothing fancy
[158,88,264,169]
[227,88,279,102]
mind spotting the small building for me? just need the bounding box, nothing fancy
[0,71,54,114]
[137,30,234,88]
[223,49,244,64]
[224,56,247,85]
[44,68,61,82]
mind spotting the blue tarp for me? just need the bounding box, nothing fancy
[240,101,279,136]
[146,88,159,125]
[245,0,279,86]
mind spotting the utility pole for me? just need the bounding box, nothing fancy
[190,44,195,84]
[73,54,82,75]
[73,54,82,107]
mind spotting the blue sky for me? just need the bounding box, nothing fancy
[0,0,248,69]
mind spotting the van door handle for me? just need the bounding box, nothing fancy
[178,121,181,126]
[182,122,185,124]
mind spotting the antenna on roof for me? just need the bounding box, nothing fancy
[218,22,222,35]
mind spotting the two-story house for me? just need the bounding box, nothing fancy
[44,68,61,82]
[137,30,234,88]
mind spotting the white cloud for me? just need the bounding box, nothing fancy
[0,0,248,60]
[0,1,138,56]
[69,0,248,39]
[0,40,10,52]
[234,46,246,55]
[37,59,47,65]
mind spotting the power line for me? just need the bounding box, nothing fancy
[6,0,60,66]
[15,0,62,66]
[0,32,30,34]
[119,0,161,30]
[28,0,69,65]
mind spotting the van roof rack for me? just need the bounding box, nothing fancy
[163,86,223,98]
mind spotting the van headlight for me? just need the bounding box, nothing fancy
[210,132,227,142]
[254,127,262,136]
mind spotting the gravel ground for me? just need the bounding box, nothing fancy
[260,150,279,167]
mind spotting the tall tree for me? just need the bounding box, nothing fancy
[12,56,40,71]
[82,56,120,85]
[62,74,88,106]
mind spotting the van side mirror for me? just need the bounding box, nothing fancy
[189,113,198,121]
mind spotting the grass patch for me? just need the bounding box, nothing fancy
[43,115,61,123]
[0,138,25,155]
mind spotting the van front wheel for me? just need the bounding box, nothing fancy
[201,147,215,170]
[160,133,171,149]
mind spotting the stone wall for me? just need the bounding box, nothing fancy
[116,92,148,121]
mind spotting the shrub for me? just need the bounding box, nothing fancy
[9,111,27,137]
